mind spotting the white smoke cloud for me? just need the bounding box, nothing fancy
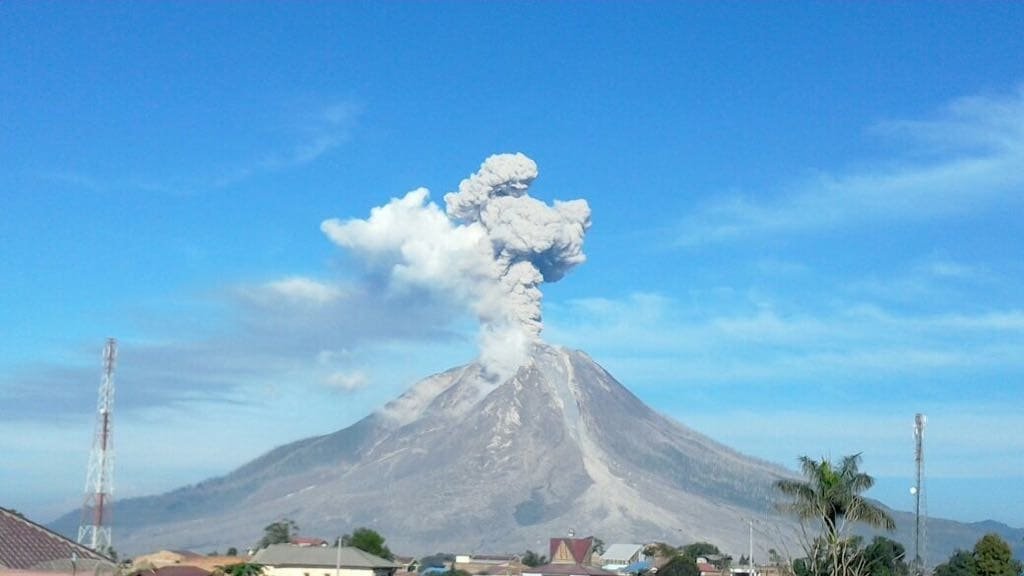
[320,153,591,379]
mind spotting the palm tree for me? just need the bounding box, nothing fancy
[776,453,895,539]
[776,454,895,576]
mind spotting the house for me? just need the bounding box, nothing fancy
[0,507,115,574]
[453,554,521,576]
[696,562,719,576]
[522,538,616,576]
[251,544,399,576]
[598,545,645,573]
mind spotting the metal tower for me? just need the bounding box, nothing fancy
[912,413,928,576]
[78,338,117,553]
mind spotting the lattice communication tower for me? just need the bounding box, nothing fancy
[912,413,928,576]
[78,338,117,553]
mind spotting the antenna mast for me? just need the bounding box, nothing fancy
[912,413,927,576]
[78,338,117,553]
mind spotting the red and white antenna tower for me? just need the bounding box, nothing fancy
[78,338,117,553]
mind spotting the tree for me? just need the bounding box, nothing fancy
[682,543,720,561]
[861,537,909,576]
[973,534,1021,576]
[659,556,699,576]
[419,554,454,572]
[342,527,393,560]
[227,548,238,557]
[645,543,680,560]
[593,538,606,556]
[522,550,547,568]
[257,519,298,549]
[775,454,895,576]
[215,563,266,576]
[933,550,977,576]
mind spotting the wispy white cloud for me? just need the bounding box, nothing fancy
[212,101,361,188]
[677,87,1024,245]
[546,290,1024,387]
[323,370,369,392]
[35,101,361,194]
[254,276,346,305]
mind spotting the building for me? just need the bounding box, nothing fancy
[252,544,399,576]
[0,507,115,574]
[522,538,616,576]
[598,545,645,573]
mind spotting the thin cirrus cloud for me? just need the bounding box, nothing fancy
[210,101,361,188]
[546,290,1024,386]
[677,87,1024,245]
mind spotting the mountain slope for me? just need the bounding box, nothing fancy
[51,345,1022,562]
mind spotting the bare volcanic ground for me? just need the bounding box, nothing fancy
[51,345,1022,562]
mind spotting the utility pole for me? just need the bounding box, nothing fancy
[748,519,754,576]
[78,338,117,553]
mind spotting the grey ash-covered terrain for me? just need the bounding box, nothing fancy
[52,345,1022,561]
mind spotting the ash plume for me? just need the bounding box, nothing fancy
[321,153,591,378]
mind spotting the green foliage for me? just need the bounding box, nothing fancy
[776,454,895,576]
[342,527,393,560]
[226,548,238,557]
[660,556,700,576]
[933,550,977,576]
[776,454,895,540]
[593,538,606,556]
[257,519,298,549]
[645,543,681,559]
[215,563,266,576]
[861,537,908,576]
[419,554,454,572]
[682,543,721,560]
[973,534,1021,576]
[932,534,1022,576]
[521,550,548,567]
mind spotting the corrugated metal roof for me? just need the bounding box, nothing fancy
[251,545,398,569]
[600,545,643,565]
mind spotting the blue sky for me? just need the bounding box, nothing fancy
[2,2,1023,530]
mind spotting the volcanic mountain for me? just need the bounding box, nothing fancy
[52,344,1022,560]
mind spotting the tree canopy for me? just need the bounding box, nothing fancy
[659,555,699,576]
[775,454,895,576]
[215,563,266,576]
[257,519,298,550]
[861,537,909,576]
[972,534,1021,576]
[776,454,895,539]
[342,527,393,560]
[521,550,548,568]
[682,543,721,560]
[932,534,1021,576]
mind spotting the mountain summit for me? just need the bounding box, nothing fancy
[53,345,787,555]
[51,345,1022,560]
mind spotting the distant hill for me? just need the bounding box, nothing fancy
[51,345,1022,563]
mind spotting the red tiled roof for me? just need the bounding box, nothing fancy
[548,538,593,565]
[0,508,111,569]
[526,563,615,576]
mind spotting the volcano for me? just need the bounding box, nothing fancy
[50,345,1022,560]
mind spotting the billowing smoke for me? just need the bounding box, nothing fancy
[321,153,591,379]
